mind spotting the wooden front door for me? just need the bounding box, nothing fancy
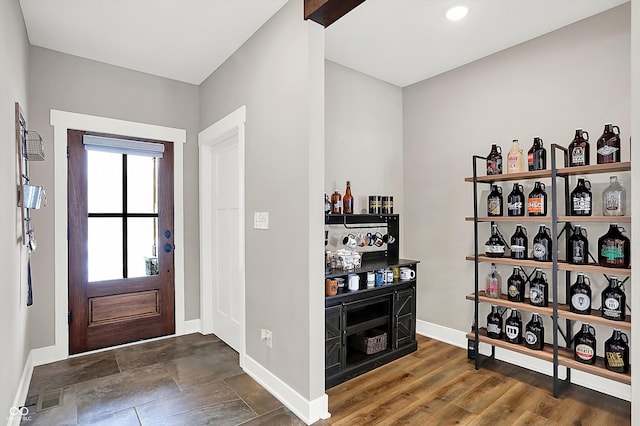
[68,129,174,354]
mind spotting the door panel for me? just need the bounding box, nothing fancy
[68,129,174,354]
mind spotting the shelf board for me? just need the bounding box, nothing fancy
[467,292,631,331]
[469,329,631,386]
[345,317,389,335]
[464,162,631,183]
[466,292,552,316]
[466,216,631,223]
[468,328,554,363]
[557,348,631,385]
[466,255,631,276]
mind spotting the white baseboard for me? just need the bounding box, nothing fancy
[416,319,631,402]
[182,319,202,335]
[8,350,36,426]
[241,353,330,425]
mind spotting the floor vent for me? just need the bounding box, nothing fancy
[36,389,63,412]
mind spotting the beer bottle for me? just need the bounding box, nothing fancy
[510,225,528,260]
[598,224,630,268]
[567,225,589,265]
[486,144,503,175]
[487,184,503,217]
[604,330,629,373]
[527,137,546,171]
[603,176,626,216]
[507,183,525,217]
[574,323,597,365]
[343,181,354,214]
[570,178,592,216]
[486,304,503,339]
[525,313,544,350]
[596,123,621,164]
[507,140,525,174]
[601,276,626,321]
[330,191,342,214]
[507,267,526,303]
[527,182,547,216]
[568,129,590,166]
[485,263,502,299]
[505,309,523,344]
[485,224,506,258]
[529,269,548,308]
[532,225,552,262]
[569,273,591,314]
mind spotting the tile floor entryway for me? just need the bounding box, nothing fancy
[21,333,314,425]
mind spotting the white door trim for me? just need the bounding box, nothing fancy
[198,105,246,362]
[50,109,187,361]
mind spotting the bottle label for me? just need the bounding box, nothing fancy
[525,331,538,345]
[527,153,534,166]
[571,294,591,311]
[604,297,620,310]
[507,155,520,172]
[487,323,501,334]
[601,245,624,260]
[571,147,585,165]
[505,324,520,340]
[533,243,546,259]
[605,193,622,212]
[571,244,585,263]
[603,297,621,319]
[597,145,619,156]
[510,244,526,254]
[508,201,523,212]
[508,284,520,298]
[487,198,501,215]
[572,196,591,213]
[486,279,499,296]
[485,244,505,254]
[606,351,625,368]
[530,287,544,304]
[528,197,544,214]
[576,344,595,361]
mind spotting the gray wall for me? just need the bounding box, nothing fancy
[324,60,403,219]
[0,0,30,417]
[27,46,201,348]
[403,4,631,333]
[199,0,325,401]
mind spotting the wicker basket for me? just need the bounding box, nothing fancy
[348,329,387,355]
[25,130,45,161]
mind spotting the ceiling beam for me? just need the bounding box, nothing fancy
[304,0,366,28]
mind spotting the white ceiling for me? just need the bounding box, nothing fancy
[20,0,628,87]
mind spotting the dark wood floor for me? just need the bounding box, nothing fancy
[325,334,631,425]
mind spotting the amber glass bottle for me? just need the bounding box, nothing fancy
[343,181,354,214]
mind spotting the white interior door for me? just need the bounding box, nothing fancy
[199,107,245,355]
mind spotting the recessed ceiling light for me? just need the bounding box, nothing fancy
[446,5,469,21]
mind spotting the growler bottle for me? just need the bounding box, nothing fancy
[507,183,525,217]
[510,224,528,260]
[529,269,548,308]
[568,128,590,167]
[596,123,621,164]
[532,225,552,262]
[486,304,503,339]
[485,263,502,299]
[330,191,342,214]
[467,321,476,360]
[507,267,526,302]
[567,225,589,265]
[486,144,503,175]
[574,323,597,365]
[525,313,544,350]
[603,176,626,216]
[487,184,503,217]
[527,182,547,216]
[601,276,626,321]
[604,330,629,373]
[527,137,546,171]
[485,224,506,258]
[570,178,592,216]
[504,309,523,344]
[598,224,630,268]
[507,139,525,174]
[569,273,592,314]
[343,181,354,214]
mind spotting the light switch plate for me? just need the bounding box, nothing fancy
[254,212,269,230]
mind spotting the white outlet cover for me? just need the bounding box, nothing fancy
[254,212,269,230]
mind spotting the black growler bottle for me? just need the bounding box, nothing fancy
[567,225,589,265]
[525,313,544,351]
[570,178,592,216]
[568,128,590,166]
[527,182,547,216]
[485,223,506,258]
[504,309,523,344]
[507,183,525,217]
[574,323,597,365]
[598,224,630,268]
[532,225,552,262]
[507,267,526,302]
[486,304,503,339]
[596,123,621,164]
[529,269,548,308]
[487,184,503,217]
[528,137,546,171]
[601,276,626,321]
[604,330,629,373]
[510,224,528,260]
[486,144,503,175]
[569,273,592,314]
[467,321,476,360]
